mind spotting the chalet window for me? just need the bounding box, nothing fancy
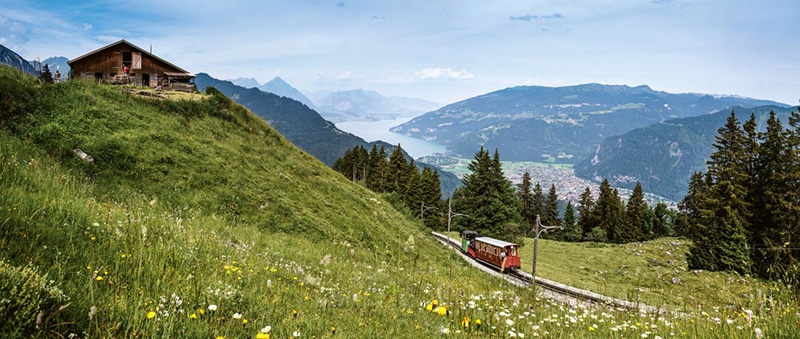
[122,52,132,67]
[132,52,142,69]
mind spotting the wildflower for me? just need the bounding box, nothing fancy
[461,316,471,328]
[332,326,336,334]
[755,327,763,339]
[506,319,514,326]
[233,313,242,319]
[726,319,734,325]
[215,337,225,339]
[432,299,439,307]
[426,303,433,312]
[256,334,270,339]
[475,319,481,329]
[189,313,198,319]
[436,306,448,316]
[147,311,156,319]
[440,327,449,334]
[589,325,595,331]
[208,304,218,311]
[95,276,103,281]
[242,318,248,325]
[260,326,272,334]
[293,330,301,337]
[292,309,298,317]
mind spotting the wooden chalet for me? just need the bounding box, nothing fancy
[67,39,195,92]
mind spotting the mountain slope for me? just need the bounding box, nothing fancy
[0,64,494,337]
[0,44,36,74]
[194,73,461,195]
[195,73,386,166]
[574,105,799,200]
[392,84,788,163]
[259,76,318,110]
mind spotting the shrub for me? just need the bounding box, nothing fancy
[0,259,69,337]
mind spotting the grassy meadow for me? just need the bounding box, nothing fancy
[0,65,797,338]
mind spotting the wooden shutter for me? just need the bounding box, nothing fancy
[132,53,142,69]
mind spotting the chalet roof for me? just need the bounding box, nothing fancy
[67,39,191,74]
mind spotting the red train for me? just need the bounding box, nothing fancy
[461,230,521,272]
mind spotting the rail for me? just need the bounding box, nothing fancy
[431,231,665,314]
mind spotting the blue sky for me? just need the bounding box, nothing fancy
[2,0,797,105]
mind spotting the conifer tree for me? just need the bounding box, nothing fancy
[39,63,53,84]
[561,201,582,242]
[593,179,624,243]
[453,147,521,241]
[532,182,545,222]
[386,144,409,193]
[577,186,596,239]
[750,111,799,278]
[621,182,647,242]
[366,145,387,192]
[687,111,751,274]
[543,184,561,227]
[516,172,535,230]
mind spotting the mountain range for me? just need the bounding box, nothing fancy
[0,44,36,74]
[229,76,441,122]
[197,73,461,195]
[574,105,799,200]
[391,84,788,163]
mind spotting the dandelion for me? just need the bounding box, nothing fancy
[189,313,198,319]
[208,304,218,311]
[475,319,481,329]
[256,334,270,339]
[95,276,103,281]
[292,309,298,317]
[147,311,156,319]
[436,306,448,316]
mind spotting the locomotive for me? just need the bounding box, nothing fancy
[460,230,521,272]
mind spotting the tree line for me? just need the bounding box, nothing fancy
[680,110,800,280]
[332,144,443,227]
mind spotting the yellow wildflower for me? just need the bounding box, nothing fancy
[436,306,448,316]
[147,311,156,319]
[256,334,270,339]
[189,313,198,319]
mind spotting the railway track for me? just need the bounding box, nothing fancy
[432,231,662,313]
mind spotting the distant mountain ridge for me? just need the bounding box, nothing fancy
[391,83,788,163]
[308,89,442,122]
[196,73,461,195]
[574,105,799,200]
[0,44,36,74]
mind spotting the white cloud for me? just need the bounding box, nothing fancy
[83,23,92,31]
[315,70,352,81]
[416,67,474,81]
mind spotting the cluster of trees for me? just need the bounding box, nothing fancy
[450,147,675,244]
[332,144,443,226]
[680,111,800,280]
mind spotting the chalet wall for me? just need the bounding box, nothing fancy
[70,43,190,89]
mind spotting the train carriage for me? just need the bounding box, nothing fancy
[461,231,521,272]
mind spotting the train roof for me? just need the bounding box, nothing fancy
[474,237,518,248]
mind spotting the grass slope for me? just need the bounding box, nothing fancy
[1,66,797,338]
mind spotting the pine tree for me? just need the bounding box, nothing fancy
[366,145,387,192]
[577,186,596,239]
[750,111,799,278]
[386,144,409,193]
[543,184,561,226]
[39,64,53,84]
[652,202,674,238]
[453,147,522,241]
[532,182,545,222]
[561,201,582,242]
[516,172,535,230]
[621,182,647,242]
[593,179,624,243]
[686,111,751,274]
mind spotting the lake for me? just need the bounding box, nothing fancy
[335,117,447,159]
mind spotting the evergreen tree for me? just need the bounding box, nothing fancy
[366,145,387,192]
[532,182,545,222]
[577,186,596,239]
[687,111,751,274]
[621,182,647,242]
[750,111,799,278]
[386,144,409,193]
[543,184,561,227]
[561,201,582,242]
[516,172,535,231]
[652,202,674,238]
[39,63,53,84]
[453,147,522,241]
[593,179,625,243]
[678,171,707,239]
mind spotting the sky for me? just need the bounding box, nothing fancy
[2,0,798,105]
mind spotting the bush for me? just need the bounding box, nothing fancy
[0,259,69,337]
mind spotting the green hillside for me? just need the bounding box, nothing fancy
[1,65,797,338]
